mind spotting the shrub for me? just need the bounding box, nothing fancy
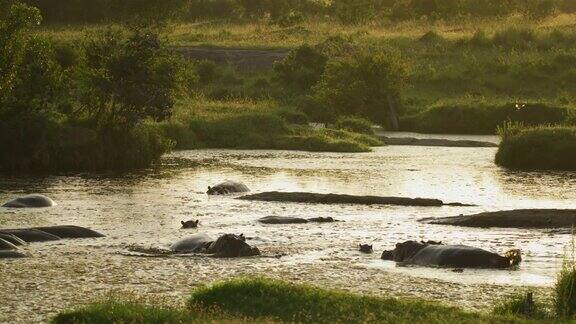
[331,0,380,24]
[313,50,405,126]
[402,103,570,134]
[274,44,327,91]
[276,108,309,125]
[495,124,576,170]
[554,241,576,318]
[333,116,374,134]
[492,292,545,318]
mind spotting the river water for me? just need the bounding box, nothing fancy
[1,144,575,322]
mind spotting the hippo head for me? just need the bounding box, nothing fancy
[206,186,230,195]
[181,220,199,229]
[207,234,259,257]
[382,241,427,262]
[359,244,373,253]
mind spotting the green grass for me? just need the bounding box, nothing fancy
[54,277,529,324]
[160,96,381,152]
[495,123,576,170]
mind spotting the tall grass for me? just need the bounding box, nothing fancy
[495,123,576,170]
[554,234,576,318]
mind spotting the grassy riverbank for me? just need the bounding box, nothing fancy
[496,123,576,170]
[53,277,527,323]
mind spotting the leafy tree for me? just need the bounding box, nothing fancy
[274,45,327,91]
[0,2,41,105]
[313,51,405,127]
[80,28,182,128]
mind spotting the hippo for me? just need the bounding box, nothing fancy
[258,216,337,224]
[0,225,105,243]
[170,233,260,257]
[207,181,250,195]
[381,240,521,269]
[2,194,56,208]
[181,220,199,229]
[0,233,26,246]
[0,238,25,259]
[359,244,373,253]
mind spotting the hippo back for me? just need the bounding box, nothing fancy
[2,194,56,208]
[0,233,26,246]
[171,233,213,253]
[33,225,105,239]
[0,229,61,242]
[0,250,25,258]
[0,238,17,250]
[208,181,250,195]
[408,245,509,268]
[259,216,308,224]
[206,234,260,257]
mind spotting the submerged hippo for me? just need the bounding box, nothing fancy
[170,233,260,257]
[0,238,25,259]
[2,194,56,208]
[181,220,199,229]
[258,216,337,224]
[381,240,521,269]
[0,225,105,243]
[359,244,373,253]
[207,181,250,195]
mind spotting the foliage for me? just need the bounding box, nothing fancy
[313,50,405,125]
[554,239,576,318]
[492,291,546,319]
[80,28,182,128]
[495,124,576,170]
[274,44,327,91]
[402,103,570,134]
[333,116,374,134]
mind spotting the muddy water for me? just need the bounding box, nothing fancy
[1,145,575,322]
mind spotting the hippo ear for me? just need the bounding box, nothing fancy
[395,243,401,248]
[195,220,199,224]
[369,245,373,248]
[208,186,211,190]
[181,221,185,225]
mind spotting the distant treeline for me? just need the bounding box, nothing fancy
[3,0,575,25]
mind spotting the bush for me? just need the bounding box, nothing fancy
[331,0,380,24]
[495,124,576,170]
[333,116,374,134]
[274,45,327,91]
[276,108,309,125]
[402,103,570,134]
[492,292,545,318]
[313,50,405,126]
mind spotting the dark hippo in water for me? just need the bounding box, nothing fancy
[0,225,105,243]
[0,238,26,259]
[181,220,199,229]
[258,216,337,224]
[359,244,373,253]
[170,233,260,257]
[381,240,521,269]
[2,194,56,208]
[207,181,250,195]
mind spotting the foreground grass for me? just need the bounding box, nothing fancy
[495,124,576,170]
[55,277,528,323]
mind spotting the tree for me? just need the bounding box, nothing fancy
[0,3,41,105]
[313,51,405,128]
[80,28,182,128]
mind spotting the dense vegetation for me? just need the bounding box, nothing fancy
[54,277,526,323]
[496,123,576,170]
[5,0,576,25]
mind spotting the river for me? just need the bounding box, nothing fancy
[1,144,575,322]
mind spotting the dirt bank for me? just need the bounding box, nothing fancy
[378,136,498,147]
